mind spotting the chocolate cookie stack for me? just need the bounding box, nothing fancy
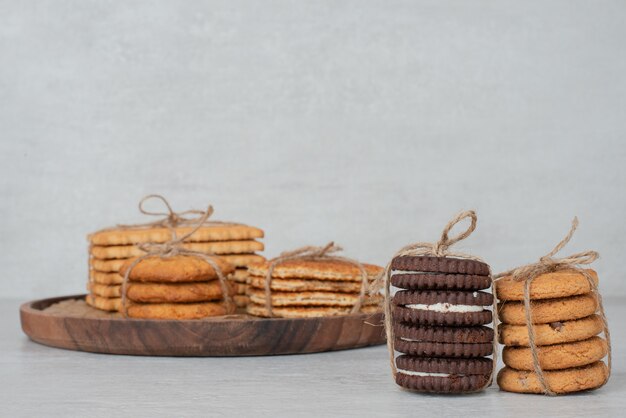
[86,254,236,319]
[87,224,265,312]
[496,269,609,394]
[245,259,383,318]
[390,256,494,393]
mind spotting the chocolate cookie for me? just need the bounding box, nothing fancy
[393,306,492,326]
[392,290,493,326]
[393,290,494,307]
[395,355,492,393]
[392,256,490,276]
[394,323,493,357]
[391,273,491,291]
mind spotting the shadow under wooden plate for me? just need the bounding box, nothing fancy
[20,295,385,356]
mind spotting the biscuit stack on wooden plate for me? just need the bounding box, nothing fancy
[496,269,609,394]
[87,224,264,312]
[245,259,383,318]
[86,255,235,319]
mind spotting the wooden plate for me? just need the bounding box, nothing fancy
[20,295,385,356]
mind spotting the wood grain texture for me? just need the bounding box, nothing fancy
[20,295,385,356]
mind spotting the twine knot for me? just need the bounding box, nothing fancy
[504,217,600,283]
[133,194,214,229]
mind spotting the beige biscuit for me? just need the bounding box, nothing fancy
[234,283,247,294]
[499,315,604,346]
[89,283,121,298]
[248,276,371,293]
[497,361,608,394]
[247,289,383,307]
[498,294,598,325]
[503,336,608,371]
[233,294,249,308]
[89,224,264,246]
[248,259,383,282]
[119,255,235,283]
[91,254,262,273]
[222,254,265,268]
[90,240,264,260]
[91,258,126,273]
[89,271,123,285]
[246,303,381,318]
[85,294,121,312]
[231,268,249,283]
[496,269,598,301]
[123,302,230,319]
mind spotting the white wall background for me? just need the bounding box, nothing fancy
[1,1,625,299]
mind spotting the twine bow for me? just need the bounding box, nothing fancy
[117,194,215,230]
[495,217,611,396]
[263,242,369,317]
[377,210,496,392]
[107,195,234,317]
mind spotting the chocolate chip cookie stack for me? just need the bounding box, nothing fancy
[87,224,265,312]
[390,256,495,393]
[245,259,383,318]
[496,269,609,394]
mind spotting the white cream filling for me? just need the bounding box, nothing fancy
[397,368,450,378]
[405,302,484,313]
[391,270,432,275]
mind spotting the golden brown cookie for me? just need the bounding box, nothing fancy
[248,259,382,282]
[123,302,230,319]
[92,254,262,273]
[126,281,234,303]
[90,258,127,273]
[233,283,247,294]
[233,294,249,308]
[221,254,265,268]
[89,271,123,285]
[119,255,235,283]
[503,336,607,370]
[247,289,383,307]
[89,224,264,246]
[246,303,381,318]
[497,361,608,394]
[85,294,121,312]
[498,294,598,325]
[231,268,249,283]
[88,283,121,298]
[248,276,371,293]
[90,240,264,259]
[499,315,604,346]
[496,269,598,301]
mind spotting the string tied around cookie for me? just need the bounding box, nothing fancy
[263,242,370,317]
[495,217,610,396]
[118,200,234,318]
[375,210,497,392]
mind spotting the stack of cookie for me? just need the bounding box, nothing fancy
[87,224,264,312]
[390,256,494,393]
[497,269,609,394]
[245,259,383,318]
[86,255,236,319]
